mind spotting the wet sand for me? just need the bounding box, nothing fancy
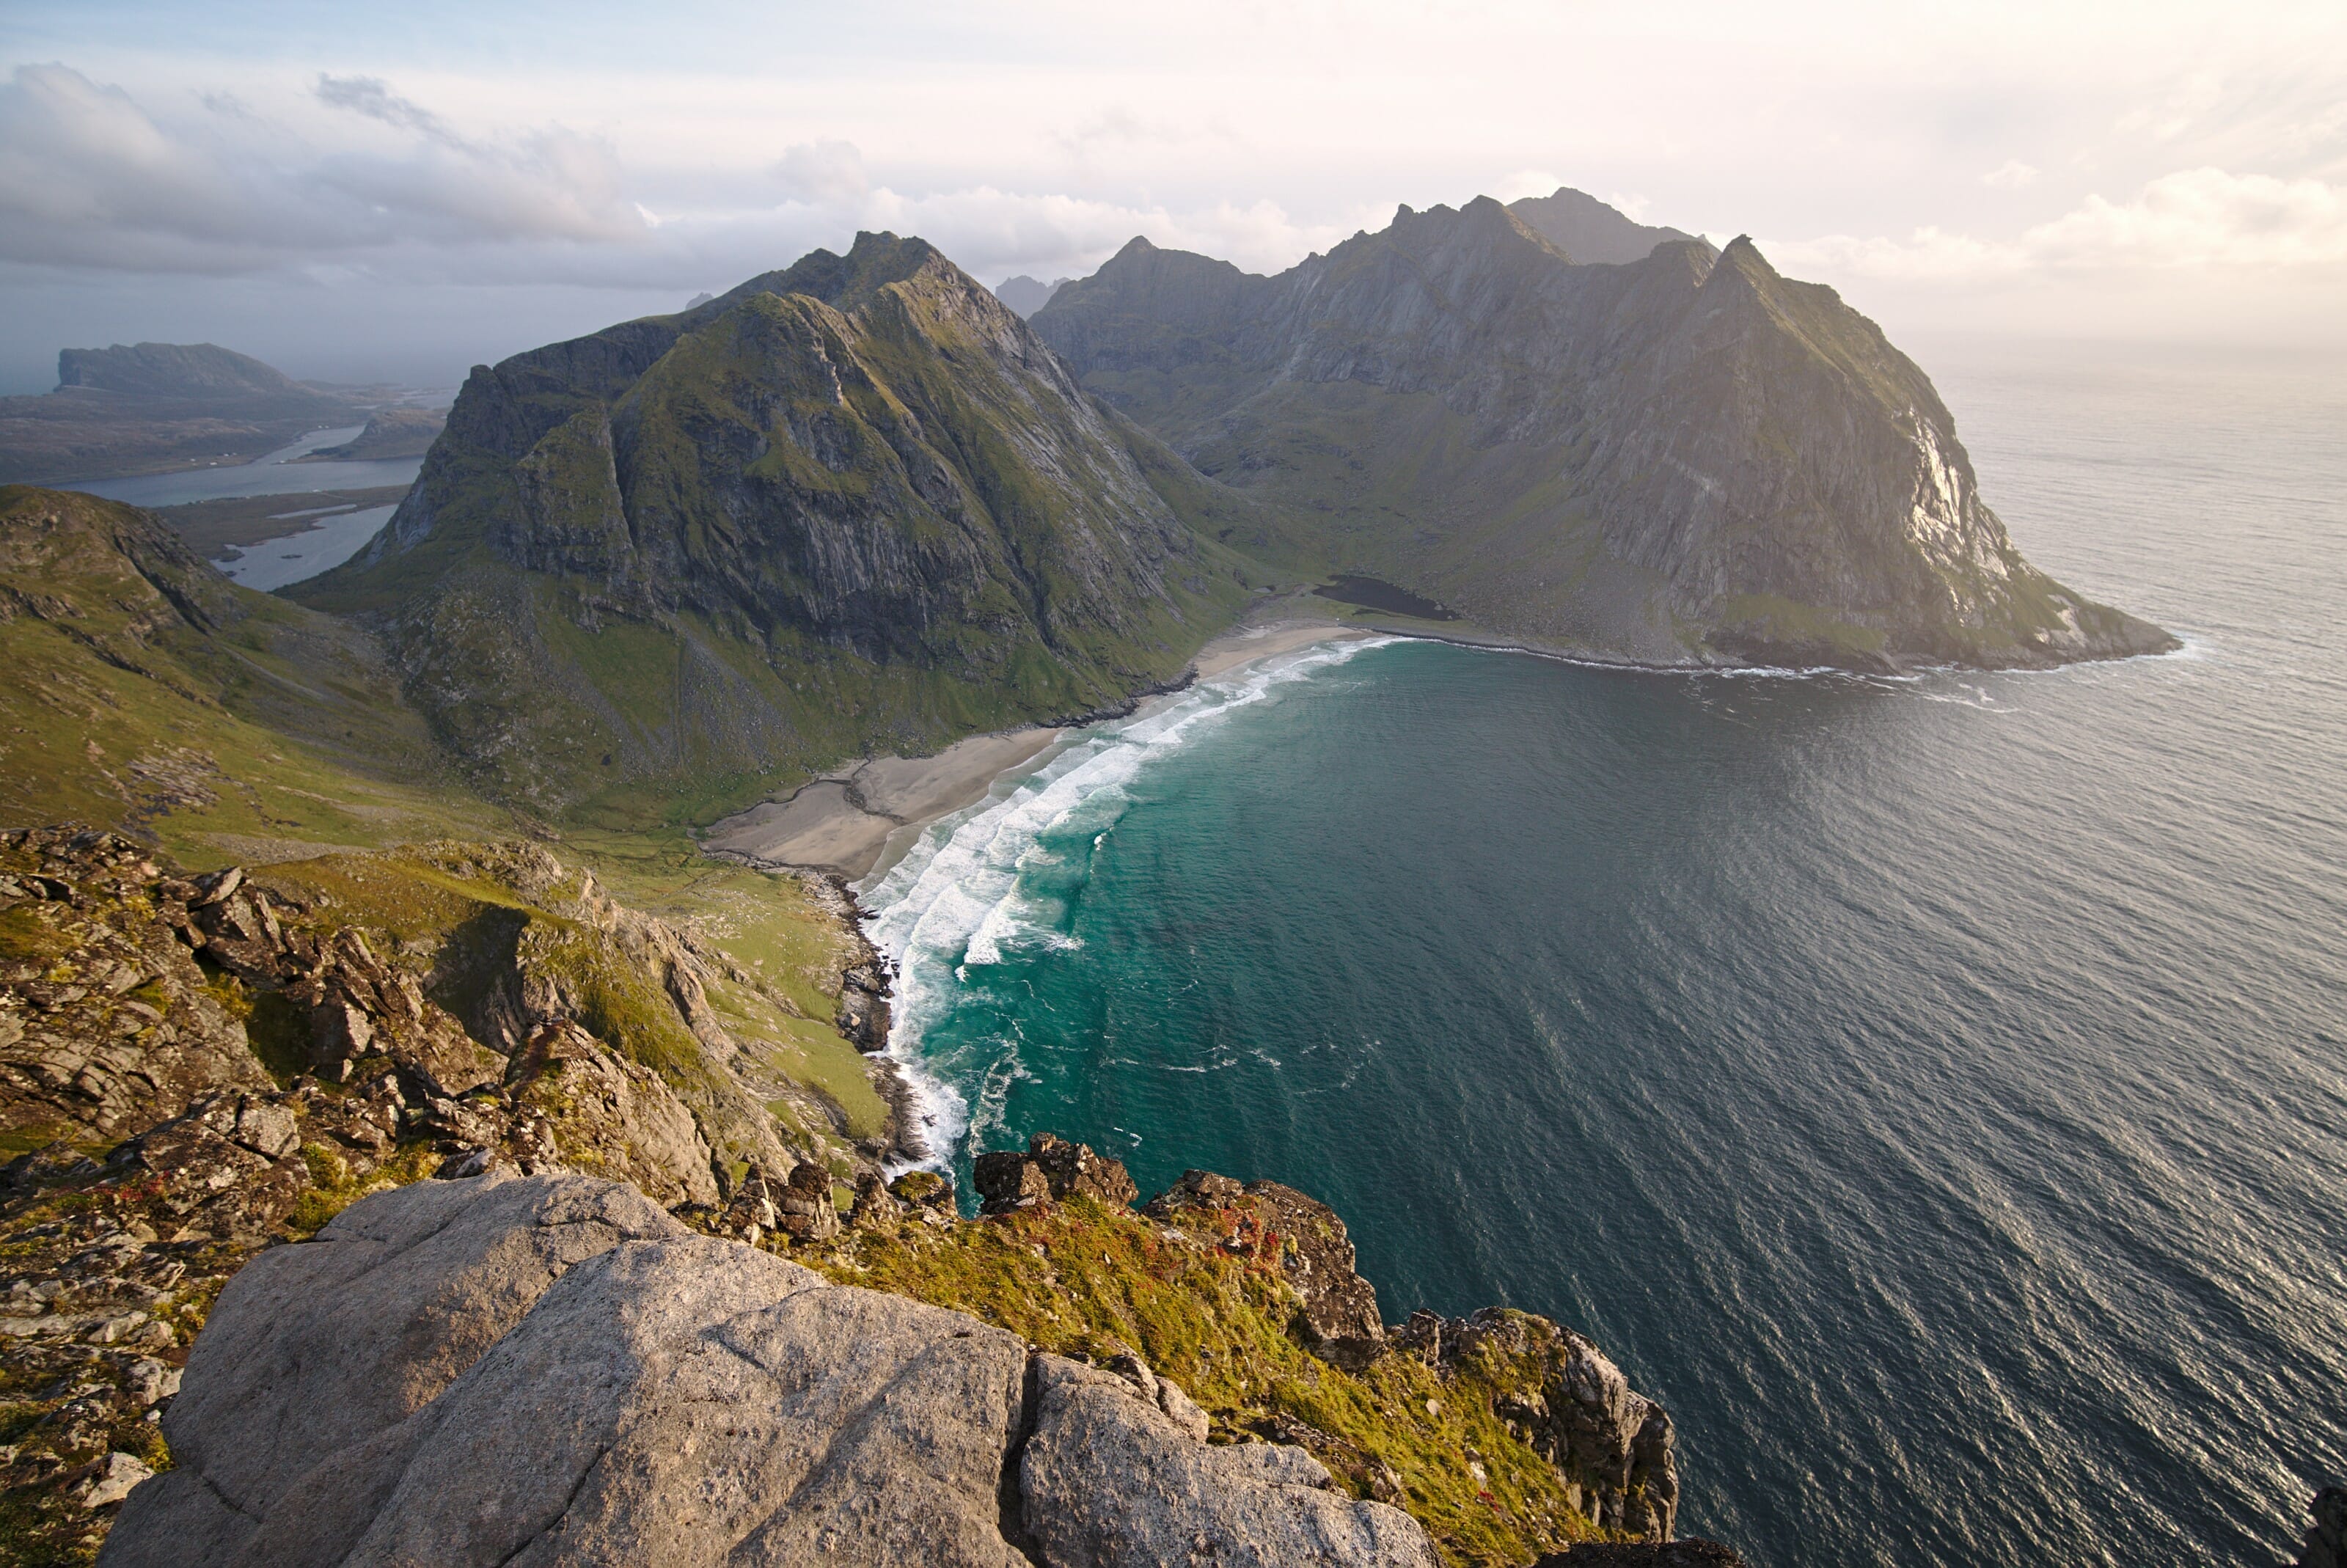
[703,729,1063,878]
[703,610,1376,877]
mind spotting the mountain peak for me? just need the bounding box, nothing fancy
[1506,187,1713,265]
[701,231,951,320]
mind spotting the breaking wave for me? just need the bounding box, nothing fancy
[854,637,1398,1165]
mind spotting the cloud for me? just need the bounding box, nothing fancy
[1982,159,2039,188]
[1771,167,2347,284]
[315,73,463,147]
[772,141,868,205]
[0,63,644,273]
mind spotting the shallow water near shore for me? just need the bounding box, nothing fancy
[859,343,2347,1567]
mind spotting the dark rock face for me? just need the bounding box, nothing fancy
[976,1132,1139,1213]
[1395,1307,1680,1542]
[100,1173,1439,1568]
[1034,198,2174,672]
[2302,1486,2346,1568]
[1146,1168,1386,1369]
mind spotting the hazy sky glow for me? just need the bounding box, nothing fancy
[2,0,2343,389]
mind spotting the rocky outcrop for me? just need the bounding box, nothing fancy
[1022,1353,1437,1567]
[1034,196,2174,672]
[963,1141,1682,1549]
[977,1130,1142,1213]
[101,1172,1443,1568]
[2302,1486,2346,1568]
[6,826,920,1203]
[1148,1168,1386,1369]
[0,827,914,1562]
[1396,1308,1680,1541]
[1,829,271,1145]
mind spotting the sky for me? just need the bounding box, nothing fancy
[1,0,2343,392]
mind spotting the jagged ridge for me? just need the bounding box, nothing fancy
[1034,195,2175,671]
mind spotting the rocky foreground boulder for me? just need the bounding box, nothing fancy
[102,1170,1438,1568]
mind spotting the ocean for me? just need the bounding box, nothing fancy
[857,342,2347,1568]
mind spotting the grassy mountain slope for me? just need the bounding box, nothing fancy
[1035,197,2175,671]
[0,484,895,1179]
[0,486,491,868]
[296,232,1259,824]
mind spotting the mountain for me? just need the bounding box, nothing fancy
[0,343,370,485]
[1506,186,1712,264]
[995,274,1073,318]
[293,232,1253,821]
[1030,196,2174,670]
[54,342,329,403]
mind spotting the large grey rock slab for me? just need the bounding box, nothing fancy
[1020,1355,1439,1568]
[106,1170,1446,1568]
[103,1172,684,1567]
[105,1175,1035,1567]
[289,1238,1031,1567]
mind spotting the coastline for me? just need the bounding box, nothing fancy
[688,581,2208,885]
[700,606,1380,882]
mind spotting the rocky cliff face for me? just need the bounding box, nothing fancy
[1033,196,2174,672]
[294,232,1250,817]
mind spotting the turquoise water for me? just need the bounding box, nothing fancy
[860,347,2347,1567]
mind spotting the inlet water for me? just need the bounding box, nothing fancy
[859,345,2347,1567]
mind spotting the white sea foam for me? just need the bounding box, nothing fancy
[857,636,1398,1168]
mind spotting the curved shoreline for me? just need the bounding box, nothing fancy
[704,598,2196,886]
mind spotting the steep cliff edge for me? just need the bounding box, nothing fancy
[293,232,1254,821]
[1033,196,2175,672]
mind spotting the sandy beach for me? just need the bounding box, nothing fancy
[702,611,1372,877]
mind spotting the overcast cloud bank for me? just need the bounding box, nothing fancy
[1,0,2340,389]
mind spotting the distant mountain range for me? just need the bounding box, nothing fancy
[1031,189,2173,670]
[995,274,1074,318]
[0,342,378,484]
